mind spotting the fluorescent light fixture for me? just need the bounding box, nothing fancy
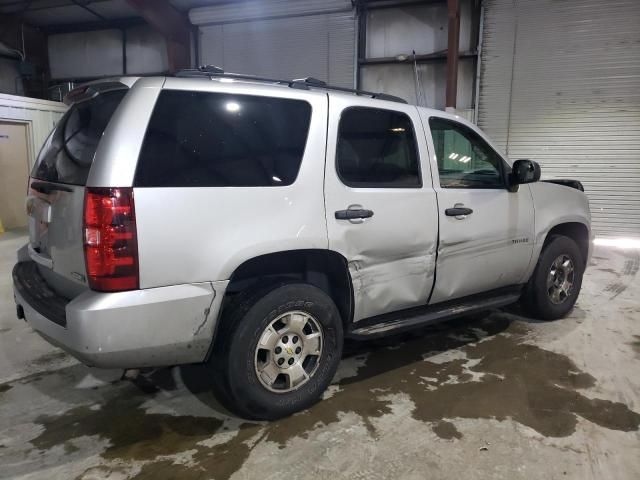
[459,156,471,163]
[594,237,640,249]
[225,102,240,112]
[272,175,282,183]
[449,153,459,160]
[390,127,405,132]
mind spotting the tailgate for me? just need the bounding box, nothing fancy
[26,87,127,297]
[27,183,87,295]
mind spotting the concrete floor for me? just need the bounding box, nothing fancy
[1,228,639,480]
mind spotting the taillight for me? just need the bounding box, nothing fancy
[83,187,139,292]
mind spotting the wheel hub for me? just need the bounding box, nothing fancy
[254,311,323,393]
[547,254,575,305]
[274,334,304,368]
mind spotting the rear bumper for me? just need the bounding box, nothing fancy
[12,261,228,368]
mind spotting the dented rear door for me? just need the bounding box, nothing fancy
[324,94,438,322]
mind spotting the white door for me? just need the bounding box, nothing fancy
[0,122,30,230]
[324,96,439,322]
[423,114,535,304]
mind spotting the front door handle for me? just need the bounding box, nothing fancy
[445,207,473,217]
[335,209,374,220]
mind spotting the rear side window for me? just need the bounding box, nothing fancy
[134,91,312,187]
[32,90,126,185]
[336,107,421,188]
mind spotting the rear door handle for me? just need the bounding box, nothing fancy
[335,209,374,220]
[445,207,473,217]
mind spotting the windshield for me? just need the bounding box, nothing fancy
[32,89,127,185]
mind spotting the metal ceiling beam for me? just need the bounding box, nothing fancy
[41,16,146,34]
[445,0,460,108]
[70,0,107,21]
[359,0,445,10]
[124,0,190,43]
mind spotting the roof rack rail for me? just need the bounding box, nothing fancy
[175,65,408,104]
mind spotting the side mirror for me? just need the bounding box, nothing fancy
[510,159,541,186]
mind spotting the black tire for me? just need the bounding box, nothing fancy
[210,282,343,420]
[521,235,584,320]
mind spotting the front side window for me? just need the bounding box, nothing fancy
[135,91,312,187]
[429,117,505,189]
[336,107,421,188]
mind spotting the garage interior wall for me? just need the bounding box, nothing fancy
[193,0,355,87]
[0,93,66,168]
[361,0,477,113]
[478,0,640,238]
[0,94,66,229]
[48,25,169,80]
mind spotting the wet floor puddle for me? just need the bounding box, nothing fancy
[26,315,640,480]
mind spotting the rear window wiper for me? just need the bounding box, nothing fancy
[30,181,73,194]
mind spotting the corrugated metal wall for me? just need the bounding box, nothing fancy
[193,0,355,87]
[0,94,66,168]
[478,0,640,237]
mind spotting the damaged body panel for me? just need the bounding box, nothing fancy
[428,188,535,303]
[324,94,438,321]
[523,181,593,280]
[418,109,537,304]
[14,270,225,368]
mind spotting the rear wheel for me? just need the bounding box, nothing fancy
[521,235,584,320]
[211,283,343,420]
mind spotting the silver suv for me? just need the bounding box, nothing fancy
[12,70,592,419]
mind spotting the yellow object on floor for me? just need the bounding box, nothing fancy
[0,218,4,234]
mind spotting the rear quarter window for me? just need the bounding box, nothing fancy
[32,90,127,185]
[134,90,312,187]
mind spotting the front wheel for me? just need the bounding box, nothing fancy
[211,283,343,420]
[521,235,585,320]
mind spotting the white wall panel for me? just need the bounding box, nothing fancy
[478,0,640,237]
[0,94,66,168]
[366,0,474,58]
[48,26,168,80]
[125,25,169,74]
[362,0,476,111]
[361,58,475,109]
[49,30,123,79]
[199,10,355,87]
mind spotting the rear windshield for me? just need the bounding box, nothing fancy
[134,90,312,187]
[32,90,127,185]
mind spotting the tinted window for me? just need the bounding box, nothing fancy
[429,117,504,189]
[336,107,421,188]
[32,90,126,185]
[135,91,312,187]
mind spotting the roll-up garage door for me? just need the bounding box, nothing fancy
[478,0,640,237]
[192,0,355,88]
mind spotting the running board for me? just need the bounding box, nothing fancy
[347,288,522,340]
